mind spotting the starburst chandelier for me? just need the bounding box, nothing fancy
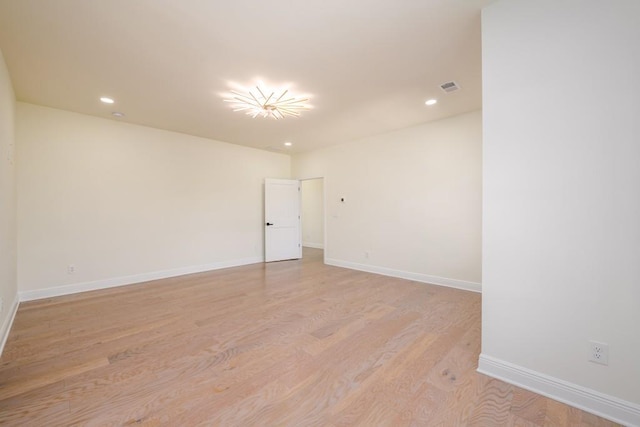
[224,82,311,120]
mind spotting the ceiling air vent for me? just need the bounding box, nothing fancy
[440,81,460,93]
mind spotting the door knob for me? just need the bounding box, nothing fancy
[266,222,274,226]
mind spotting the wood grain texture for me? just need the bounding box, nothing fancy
[0,249,620,426]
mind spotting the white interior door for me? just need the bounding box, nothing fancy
[265,178,301,262]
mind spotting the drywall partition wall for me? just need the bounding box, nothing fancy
[16,103,290,298]
[293,110,482,291]
[481,0,640,424]
[301,178,324,249]
[0,49,18,354]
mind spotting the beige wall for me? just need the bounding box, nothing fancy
[16,103,290,298]
[293,110,482,291]
[301,178,324,249]
[481,0,640,421]
[0,49,17,352]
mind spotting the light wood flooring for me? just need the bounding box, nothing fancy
[0,248,620,426]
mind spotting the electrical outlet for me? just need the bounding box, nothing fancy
[364,251,370,259]
[67,264,76,274]
[589,341,609,365]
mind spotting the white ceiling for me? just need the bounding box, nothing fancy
[0,0,495,153]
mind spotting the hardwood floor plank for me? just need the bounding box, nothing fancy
[0,248,621,426]
[0,357,109,401]
[465,377,514,426]
[511,387,548,425]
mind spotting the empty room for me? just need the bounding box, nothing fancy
[0,0,638,425]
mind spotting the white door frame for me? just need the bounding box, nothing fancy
[299,176,326,264]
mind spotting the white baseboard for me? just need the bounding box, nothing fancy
[0,293,20,357]
[478,354,640,427]
[324,258,481,293]
[19,256,263,302]
[302,242,324,249]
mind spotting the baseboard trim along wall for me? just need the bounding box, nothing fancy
[19,256,263,302]
[478,354,640,427]
[325,258,481,293]
[302,242,324,249]
[0,294,20,357]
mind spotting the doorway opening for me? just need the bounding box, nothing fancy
[300,178,325,262]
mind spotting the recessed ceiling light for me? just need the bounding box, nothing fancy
[100,97,115,104]
[284,142,293,147]
[223,81,312,120]
[111,112,125,118]
[425,99,437,106]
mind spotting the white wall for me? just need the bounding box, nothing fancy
[481,0,640,422]
[301,178,324,249]
[0,49,17,353]
[16,103,290,298]
[293,111,482,291]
